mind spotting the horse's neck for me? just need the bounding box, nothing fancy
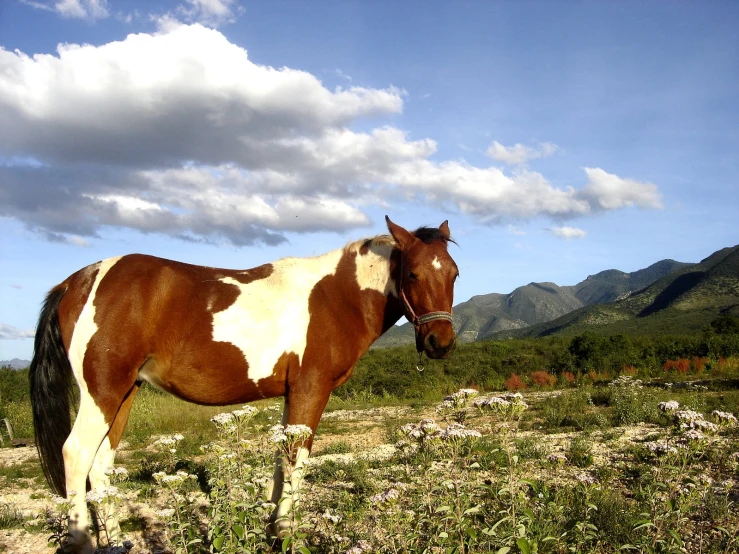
[345,242,403,342]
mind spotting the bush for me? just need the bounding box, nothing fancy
[504,373,526,391]
[530,370,557,388]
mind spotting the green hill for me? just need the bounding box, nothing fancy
[492,245,739,339]
[373,256,689,348]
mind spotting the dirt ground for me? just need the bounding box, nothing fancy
[0,400,668,554]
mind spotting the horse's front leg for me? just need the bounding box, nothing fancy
[268,386,330,539]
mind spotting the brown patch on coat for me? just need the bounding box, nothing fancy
[76,255,278,419]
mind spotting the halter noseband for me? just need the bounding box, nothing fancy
[399,288,454,329]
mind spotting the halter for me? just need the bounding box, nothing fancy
[397,254,454,371]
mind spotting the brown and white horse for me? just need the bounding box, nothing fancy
[29,216,458,552]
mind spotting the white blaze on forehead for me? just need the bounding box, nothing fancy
[212,249,344,382]
[432,256,442,271]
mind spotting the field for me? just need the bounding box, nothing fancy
[2,368,739,554]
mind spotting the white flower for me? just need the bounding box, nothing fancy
[547,452,567,464]
[285,424,313,440]
[211,412,236,426]
[156,508,175,518]
[439,423,482,441]
[683,429,706,441]
[674,409,703,422]
[322,509,341,523]
[609,376,643,388]
[370,488,401,504]
[86,486,120,503]
[576,473,598,485]
[645,440,679,455]
[712,410,738,425]
[658,400,680,412]
[232,405,258,419]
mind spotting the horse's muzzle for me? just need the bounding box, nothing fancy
[424,333,457,359]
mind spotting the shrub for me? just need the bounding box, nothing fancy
[663,358,690,374]
[692,357,708,373]
[561,371,576,384]
[621,365,638,376]
[530,370,557,388]
[504,373,526,391]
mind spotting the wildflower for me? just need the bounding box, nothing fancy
[547,452,567,464]
[285,424,313,440]
[439,423,482,441]
[269,424,287,443]
[435,400,454,414]
[85,486,120,503]
[712,410,738,425]
[658,400,680,412]
[687,419,719,433]
[683,429,706,442]
[322,509,341,523]
[210,412,235,427]
[155,508,175,518]
[370,488,401,504]
[644,440,678,455]
[609,376,643,388]
[232,405,258,419]
[576,473,598,485]
[674,409,703,422]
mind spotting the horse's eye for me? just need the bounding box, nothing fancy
[408,271,418,281]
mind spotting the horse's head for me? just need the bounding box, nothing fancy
[386,216,458,359]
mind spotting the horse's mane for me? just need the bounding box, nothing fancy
[345,226,453,254]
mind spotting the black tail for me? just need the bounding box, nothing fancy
[29,286,73,496]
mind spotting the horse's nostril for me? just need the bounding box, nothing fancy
[428,335,438,349]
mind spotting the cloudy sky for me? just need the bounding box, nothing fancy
[1,0,737,360]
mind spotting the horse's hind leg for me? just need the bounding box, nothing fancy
[63,392,115,554]
[88,383,140,545]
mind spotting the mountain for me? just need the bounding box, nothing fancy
[492,245,739,339]
[0,358,31,370]
[567,259,691,305]
[372,258,689,348]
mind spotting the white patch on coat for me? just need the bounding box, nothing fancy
[69,256,122,380]
[212,249,343,382]
[351,241,396,296]
[432,256,442,270]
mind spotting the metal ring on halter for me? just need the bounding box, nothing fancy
[416,351,425,372]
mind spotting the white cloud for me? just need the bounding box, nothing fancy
[486,141,559,165]
[581,167,663,210]
[550,226,587,239]
[21,0,109,20]
[0,324,35,340]
[506,225,526,236]
[175,0,243,28]
[0,24,663,246]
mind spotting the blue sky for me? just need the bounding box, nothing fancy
[1,0,738,361]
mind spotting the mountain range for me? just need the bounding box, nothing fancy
[374,244,739,347]
[0,358,31,370]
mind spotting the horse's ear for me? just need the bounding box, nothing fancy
[439,220,451,241]
[386,216,416,250]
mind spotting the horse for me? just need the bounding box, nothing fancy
[29,216,458,552]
